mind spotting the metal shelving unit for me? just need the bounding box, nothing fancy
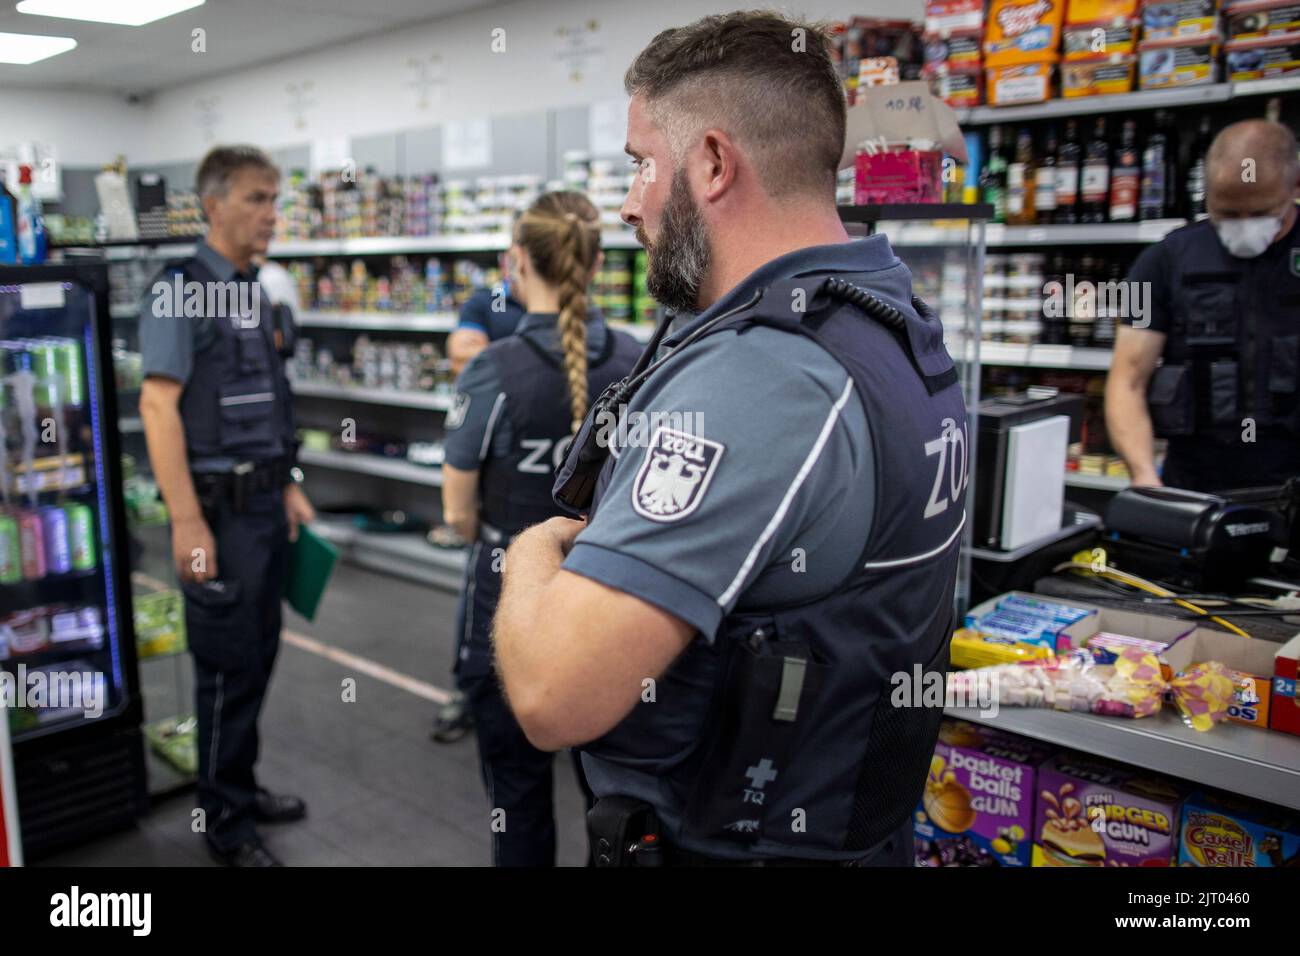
[946,706,1300,812]
[976,342,1113,371]
[311,520,467,591]
[292,380,454,410]
[295,310,458,332]
[298,448,443,486]
[268,230,642,258]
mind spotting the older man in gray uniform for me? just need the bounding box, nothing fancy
[139,146,315,867]
[494,12,967,866]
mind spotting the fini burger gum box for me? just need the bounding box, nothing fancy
[1033,753,1187,866]
[1179,789,1300,866]
[915,721,1054,867]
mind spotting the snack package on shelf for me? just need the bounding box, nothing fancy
[950,647,1238,729]
[914,720,1054,867]
[985,0,1066,66]
[1158,627,1279,729]
[1034,753,1187,866]
[1179,789,1300,866]
[1139,34,1223,86]
[1225,29,1300,78]
[1225,0,1300,38]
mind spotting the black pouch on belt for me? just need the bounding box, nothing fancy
[587,796,661,867]
[679,627,827,845]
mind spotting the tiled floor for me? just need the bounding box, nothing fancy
[37,563,590,867]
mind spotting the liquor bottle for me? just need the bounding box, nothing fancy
[1055,119,1082,225]
[981,126,1009,223]
[1005,128,1037,225]
[1079,117,1111,224]
[1109,119,1140,223]
[1043,251,1069,344]
[1139,111,1171,221]
[1034,125,1060,224]
[1186,116,1212,221]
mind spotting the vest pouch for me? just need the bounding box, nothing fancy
[1209,360,1239,425]
[1147,364,1195,437]
[218,378,277,456]
[1270,335,1297,419]
[679,628,829,845]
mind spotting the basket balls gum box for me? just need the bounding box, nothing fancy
[915,721,1053,867]
[1033,753,1186,866]
[1179,789,1300,866]
[1271,632,1300,736]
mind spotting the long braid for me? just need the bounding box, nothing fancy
[515,191,601,433]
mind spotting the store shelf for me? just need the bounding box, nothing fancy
[986,220,1185,246]
[958,84,1233,125]
[839,203,994,223]
[1233,75,1300,98]
[291,380,454,410]
[299,448,443,486]
[295,310,458,332]
[1065,472,1130,491]
[945,706,1300,812]
[978,342,1113,370]
[269,230,641,258]
[312,520,467,592]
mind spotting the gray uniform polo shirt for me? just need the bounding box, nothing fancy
[560,238,919,639]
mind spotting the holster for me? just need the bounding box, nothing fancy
[587,796,665,867]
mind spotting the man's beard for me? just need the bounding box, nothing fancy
[636,166,711,314]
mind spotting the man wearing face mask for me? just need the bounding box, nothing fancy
[1106,119,1300,492]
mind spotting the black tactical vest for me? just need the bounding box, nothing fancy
[480,324,641,536]
[575,275,968,860]
[165,257,295,465]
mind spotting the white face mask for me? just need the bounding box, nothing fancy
[1214,215,1282,258]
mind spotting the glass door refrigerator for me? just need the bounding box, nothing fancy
[0,261,145,859]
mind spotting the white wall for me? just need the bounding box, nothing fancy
[137,0,921,165]
[0,88,147,165]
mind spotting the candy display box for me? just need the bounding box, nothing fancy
[1179,789,1300,866]
[1271,632,1300,736]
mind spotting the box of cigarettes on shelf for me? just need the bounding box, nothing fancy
[1062,52,1139,94]
[1226,0,1300,38]
[1033,753,1186,866]
[985,0,1066,66]
[1225,29,1300,79]
[986,61,1056,103]
[1141,0,1223,39]
[1139,34,1223,87]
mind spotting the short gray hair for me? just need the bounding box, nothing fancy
[196,145,278,201]
[1207,119,1300,185]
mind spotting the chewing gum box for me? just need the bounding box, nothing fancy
[1179,789,1300,866]
[914,721,1053,867]
[986,0,1067,66]
[1033,753,1186,866]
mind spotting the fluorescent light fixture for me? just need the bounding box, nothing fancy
[16,0,205,27]
[0,30,75,64]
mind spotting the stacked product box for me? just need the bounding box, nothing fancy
[1224,0,1300,79]
[925,0,986,106]
[915,721,1055,867]
[1179,789,1300,865]
[1138,0,1223,88]
[1034,752,1187,866]
[985,0,1066,104]
[1062,0,1142,95]
[952,591,1098,668]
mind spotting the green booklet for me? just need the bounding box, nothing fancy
[284,525,339,621]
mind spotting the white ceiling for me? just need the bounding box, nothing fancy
[0,0,498,94]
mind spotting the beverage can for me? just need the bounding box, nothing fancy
[18,509,46,580]
[0,511,21,584]
[63,501,96,571]
[40,505,72,574]
[55,338,84,408]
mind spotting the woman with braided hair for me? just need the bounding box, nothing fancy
[440,190,642,866]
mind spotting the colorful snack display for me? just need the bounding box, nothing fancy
[915,723,1053,867]
[1034,754,1186,866]
[1226,0,1300,38]
[1139,34,1222,86]
[1179,790,1300,866]
[986,0,1067,65]
[1225,30,1300,78]
[1141,0,1224,37]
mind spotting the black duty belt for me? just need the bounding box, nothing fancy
[666,844,864,867]
[193,457,288,512]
